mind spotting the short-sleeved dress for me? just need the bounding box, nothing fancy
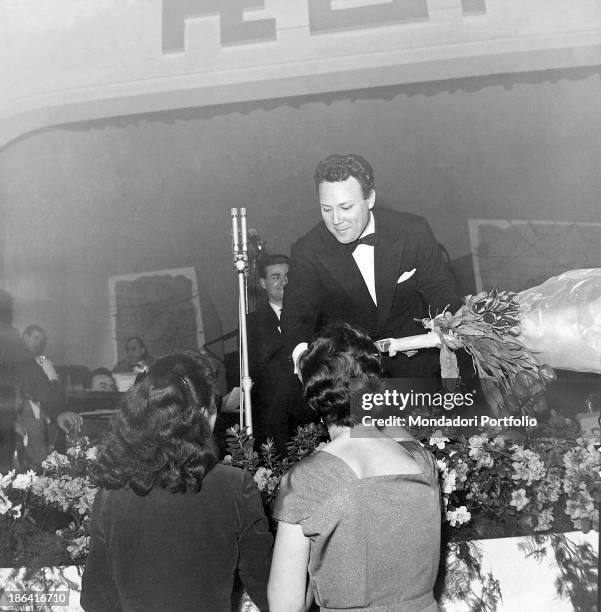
[273,441,442,612]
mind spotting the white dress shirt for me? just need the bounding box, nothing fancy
[269,301,282,333]
[36,355,59,381]
[292,212,377,370]
[269,302,282,321]
[352,212,377,306]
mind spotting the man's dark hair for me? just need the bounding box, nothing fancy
[91,352,219,496]
[125,336,146,349]
[258,254,289,279]
[313,153,375,199]
[299,322,382,427]
[23,324,45,338]
[90,367,114,379]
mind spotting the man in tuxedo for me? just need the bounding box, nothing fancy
[18,325,82,463]
[281,153,461,379]
[248,254,312,450]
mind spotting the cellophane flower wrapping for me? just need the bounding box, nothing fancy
[517,268,601,373]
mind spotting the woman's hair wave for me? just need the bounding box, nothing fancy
[299,322,382,427]
[91,352,219,496]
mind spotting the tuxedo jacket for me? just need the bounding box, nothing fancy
[247,303,308,446]
[281,208,460,357]
[16,358,66,423]
[247,303,286,374]
[0,328,65,423]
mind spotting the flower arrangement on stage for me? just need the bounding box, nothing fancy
[0,424,598,571]
[425,429,601,537]
[225,423,601,538]
[0,438,97,569]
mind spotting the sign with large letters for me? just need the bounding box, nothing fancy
[2,0,598,149]
[162,0,486,52]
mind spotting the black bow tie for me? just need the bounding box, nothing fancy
[345,232,378,253]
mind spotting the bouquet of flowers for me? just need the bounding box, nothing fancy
[0,438,98,568]
[423,290,554,417]
[383,269,601,416]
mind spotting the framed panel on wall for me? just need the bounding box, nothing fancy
[468,219,601,293]
[108,267,205,366]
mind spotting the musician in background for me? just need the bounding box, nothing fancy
[248,255,314,451]
[17,324,82,465]
[113,336,155,374]
[90,368,118,392]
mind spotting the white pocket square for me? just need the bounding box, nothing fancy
[397,268,416,284]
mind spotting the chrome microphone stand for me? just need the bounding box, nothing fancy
[231,208,253,435]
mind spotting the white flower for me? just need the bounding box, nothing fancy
[10,504,22,519]
[253,467,274,493]
[429,430,450,449]
[468,435,488,458]
[85,447,98,461]
[446,505,471,527]
[222,455,232,465]
[41,451,71,471]
[454,459,469,484]
[0,470,15,489]
[0,490,13,515]
[442,470,458,495]
[436,459,447,472]
[455,506,471,525]
[67,535,90,559]
[11,470,37,491]
[476,452,494,469]
[66,446,82,458]
[510,488,529,511]
[511,447,545,485]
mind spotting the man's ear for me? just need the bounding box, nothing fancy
[368,190,376,210]
[259,278,267,291]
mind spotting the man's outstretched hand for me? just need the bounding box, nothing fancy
[57,411,83,434]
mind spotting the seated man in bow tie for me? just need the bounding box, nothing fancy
[248,255,313,450]
[281,153,461,380]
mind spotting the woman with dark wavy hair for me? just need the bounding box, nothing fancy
[81,352,272,612]
[268,323,442,612]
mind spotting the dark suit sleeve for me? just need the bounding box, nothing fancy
[413,217,461,314]
[280,240,323,356]
[236,471,273,611]
[39,381,67,423]
[15,359,66,423]
[247,310,283,370]
[246,314,260,378]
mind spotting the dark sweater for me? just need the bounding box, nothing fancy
[81,464,273,612]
